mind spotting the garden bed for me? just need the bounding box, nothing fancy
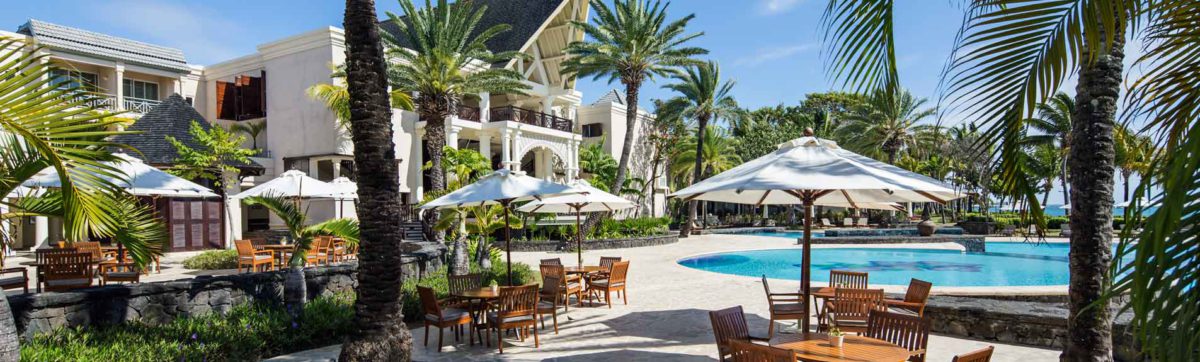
[509,233,679,252]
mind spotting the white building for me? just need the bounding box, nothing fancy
[3,0,667,249]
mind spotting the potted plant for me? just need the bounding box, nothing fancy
[828,326,845,347]
[917,205,938,236]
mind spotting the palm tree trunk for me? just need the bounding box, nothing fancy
[1062,24,1124,362]
[0,288,18,361]
[1060,151,1070,205]
[682,115,710,237]
[1122,171,1131,202]
[584,79,646,236]
[418,95,451,243]
[339,0,413,359]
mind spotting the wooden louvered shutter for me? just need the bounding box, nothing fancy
[216,81,234,120]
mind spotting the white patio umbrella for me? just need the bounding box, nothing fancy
[23,153,218,198]
[669,134,960,331]
[230,170,340,200]
[421,169,581,285]
[516,179,636,266]
[330,177,358,218]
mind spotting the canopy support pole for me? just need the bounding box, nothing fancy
[575,206,583,267]
[801,192,814,333]
[502,199,513,286]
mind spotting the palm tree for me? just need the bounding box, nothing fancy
[338,0,412,359]
[834,89,937,164]
[382,0,528,229]
[668,126,742,184]
[1026,144,1063,207]
[1027,92,1075,206]
[661,61,739,237]
[0,35,168,359]
[424,147,490,275]
[1113,125,1153,202]
[563,0,706,213]
[229,120,267,151]
[305,65,414,132]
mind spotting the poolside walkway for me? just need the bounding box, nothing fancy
[269,233,1061,361]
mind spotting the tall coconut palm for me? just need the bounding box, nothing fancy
[1027,92,1075,206]
[668,125,742,184]
[834,88,937,164]
[563,0,706,232]
[383,0,527,224]
[661,61,738,237]
[0,36,168,359]
[339,0,412,359]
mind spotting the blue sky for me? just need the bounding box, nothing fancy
[3,0,1141,204]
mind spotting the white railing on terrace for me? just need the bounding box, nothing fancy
[122,97,160,114]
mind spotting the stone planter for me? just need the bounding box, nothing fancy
[917,220,938,236]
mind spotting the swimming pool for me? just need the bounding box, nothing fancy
[677,242,1073,287]
[741,231,823,238]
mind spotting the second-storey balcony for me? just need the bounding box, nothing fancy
[489,106,573,133]
[72,92,160,115]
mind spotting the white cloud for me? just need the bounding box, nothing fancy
[734,43,816,67]
[88,0,245,64]
[761,0,803,15]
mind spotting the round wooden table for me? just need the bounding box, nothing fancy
[453,287,502,300]
[771,332,912,362]
[257,245,295,268]
[563,265,604,274]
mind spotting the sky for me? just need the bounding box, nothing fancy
[0,0,1140,204]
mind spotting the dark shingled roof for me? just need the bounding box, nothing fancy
[112,94,263,172]
[379,0,566,67]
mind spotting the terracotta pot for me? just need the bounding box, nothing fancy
[917,220,938,236]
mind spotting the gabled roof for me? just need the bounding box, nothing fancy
[112,95,263,172]
[378,0,567,68]
[591,89,624,105]
[18,19,190,72]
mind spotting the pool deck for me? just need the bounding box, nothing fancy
[270,233,1062,361]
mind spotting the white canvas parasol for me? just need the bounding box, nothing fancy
[230,170,340,200]
[23,153,218,198]
[516,179,635,266]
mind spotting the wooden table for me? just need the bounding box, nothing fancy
[257,245,295,268]
[563,265,604,274]
[453,287,501,300]
[771,332,912,362]
[451,287,503,344]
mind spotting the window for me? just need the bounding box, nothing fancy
[49,69,99,92]
[122,79,159,101]
[582,123,604,138]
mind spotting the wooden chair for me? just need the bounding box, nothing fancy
[331,238,354,262]
[418,285,472,352]
[829,270,869,289]
[760,275,805,338]
[310,236,333,265]
[540,264,583,309]
[586,260,629,308]
[596,256,621,276]
[100,253,140,286]
[822,288,886,334]
[447,273,484,307]
[540,258,562,266]
[42,252,93,292]
[709,305,771,361]
[885,279,933,316]
[865,310,931,362]
[235,239,274,273]
[726,339,797,362]
[0,268,29,294]
[952,346,995,362]
[35,248,79,292]
[537,275,563,334]
[486,284,540,354]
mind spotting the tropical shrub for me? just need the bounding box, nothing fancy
[1046,217,1069,230]
[591,217,671,239]
[21,294,354,361]
[182,249,239,270]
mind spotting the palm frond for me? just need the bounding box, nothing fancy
[821,0,898,95]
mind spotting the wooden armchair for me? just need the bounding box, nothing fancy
[822,288,886,334]
[885,279,933,316]
[953,346,995,362]
[100,253,141,286]
[865,310,931,362]
[760,275,805,338]
[235,239,273,273]
[331,238,355,262]
[829,270,869,289]
[447,273,484,307]
[596,256,621,278]
[486,284,540,354]
[709,305,771,361]
[35,248,79,292]
[42,252,93,292]
[418,285,472,352]
[0,268,29,294]
[540,264,583,309]
[726,339,797,362]
[309,236,332,265]
[537,275,563,334]
[539,258,562,266]
[586,260,629,308]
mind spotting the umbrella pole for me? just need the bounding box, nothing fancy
[575,206,583,267]
[801,195,814,333]
[504,200,513,286]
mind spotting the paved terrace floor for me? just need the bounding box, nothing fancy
[270,233,1062,361]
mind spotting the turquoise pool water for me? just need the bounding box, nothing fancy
[742,231,823,238]
[677,242,1072,287]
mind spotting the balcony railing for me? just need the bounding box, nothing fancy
[456,105,481,122]
[489,106,573,133]
[123,97,160,114]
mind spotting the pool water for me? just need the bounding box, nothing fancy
[743,231,823,239]
[677,242,1075,287]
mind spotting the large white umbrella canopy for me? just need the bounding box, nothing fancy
[330,177,358,200]
[23,153,218,198]
[516,179,635,266]
[420,169,581,285]
[231,170,340,200]
[669,135,961,331]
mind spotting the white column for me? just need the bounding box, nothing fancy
[414,128,425,201]
[33,216,50,249]
[500,130,512,170]
[479,92,491,122]
[567,140,578,181]
[308,158,320,179]
[224,171,243,249]
[543,149,555,181]
[542,96,556,115]
[479,132,492,167]
[513,131,523,171]
[447,125,462,149]
[114,63,125,110]
[331,161,342,179]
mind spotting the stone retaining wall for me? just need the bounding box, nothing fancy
[6,243,446,339]
[823,227,964,236]
[811,235,986,252]
[508,234,678,252]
